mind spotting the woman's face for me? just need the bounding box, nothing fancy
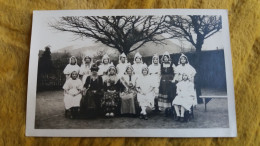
[135,57,141,63]
[71,71,78,79]
[182,74,188,81]
[109,68,116,75]
[126,68,132,74]
[163,56,169,62]
[180,56,187,64]
[71,57,76,65]
[153,57,159,64]
[84,58,91,63]
[142,69,148,75]
[92,70,98,75]
[103,59,109,64]
[120,57,126,63]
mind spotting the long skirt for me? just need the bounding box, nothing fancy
[158,75,176,109]
[80,90,103,118]
[120,91,137,114]
[101,91,120,114]
[64,94,82,109]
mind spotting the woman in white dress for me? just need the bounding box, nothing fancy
[119,65,138,115]
[148,54,161,111]
[136,66,156,120]
[116,53,131,78]
[132,52,146,77]
[172,73,197,122]
[98,54,112,76]
[79,55,93,84]
[63,70,83,119]
[63,56,80,80]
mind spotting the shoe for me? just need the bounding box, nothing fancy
[144,115,148,120]
[110,112,114,117]
[105,113,109,117]
[174,116,180,121]
[139,114,144,119]
[180,117,185,122]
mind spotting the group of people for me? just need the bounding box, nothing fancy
[62,51,197,122]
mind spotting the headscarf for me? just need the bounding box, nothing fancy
[141,64,149,75]
[133,52,143,64]
[107,63,117,75]
[118,53,128,64]
[69,56,78,65]
[178,53,189,65]
[151,54,160,65]
[102,54,110,64]
[161,51,171,63]
[124,65,135,75]
[82,55,93,65]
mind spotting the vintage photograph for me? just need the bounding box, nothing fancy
[26,9,236,137]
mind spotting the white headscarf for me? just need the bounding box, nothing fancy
[102,54,110,64]
[178,53,190,65]
[69,56,78,65]
[133,52,143,64]
[82,55,93,65]
[118,53,128,64]
[151,54,160,65]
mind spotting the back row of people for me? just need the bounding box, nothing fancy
[62,51,197,122]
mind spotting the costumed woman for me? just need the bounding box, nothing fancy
[63,56,80,80]
[116,53,131,78]
[101,64,123,117]
[98,54,112,76]
[158,51,177,116]
[148,54,161,111]
[79,55,92,84]
[81,64,104,118]
[63,70,83,119]
[119,65,138,116]
[136,65,156,120]
[172,73,197,122]
[132,52,146,77]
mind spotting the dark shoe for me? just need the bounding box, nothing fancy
[139,114,144,119]
[144,115,148,120]
[180,117,185,122]
[174,116,180,121]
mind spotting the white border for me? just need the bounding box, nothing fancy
[26,9,237,137]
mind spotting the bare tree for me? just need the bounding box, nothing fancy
[165,15,222,52]
[50,16,171,55]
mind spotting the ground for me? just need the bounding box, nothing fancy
[35,89,228,129]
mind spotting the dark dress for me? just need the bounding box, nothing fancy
[80,75,104,118]
[101,77,123,115]
[158,62,177,109]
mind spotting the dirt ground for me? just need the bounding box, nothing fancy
[35,89,229,129]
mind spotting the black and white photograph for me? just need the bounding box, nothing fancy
[26,9,236,137]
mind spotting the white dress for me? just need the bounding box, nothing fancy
[79,63,92,84]
[136,75,155,107]
[116,62,131,78]
[172,81,197,111]
[63,64,80,80]
[148,64,161,92]
[63,78,83,109]
[132,63,146,77]
[98,64,111,76]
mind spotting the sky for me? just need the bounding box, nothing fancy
[37,16,225,52]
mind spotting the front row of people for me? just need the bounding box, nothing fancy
[63,63,196,122]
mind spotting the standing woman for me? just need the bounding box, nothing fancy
[119,65,138,116]
[132,52,146,76]
[101,65,123,117]
[116,53,131,78]
[63,56,80,80]
[174,53,197,104]
[79,55,92,84]
[98,54,112,76]
[158,51,176,116]
[81,64,104,118]
[148,54,161,111]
